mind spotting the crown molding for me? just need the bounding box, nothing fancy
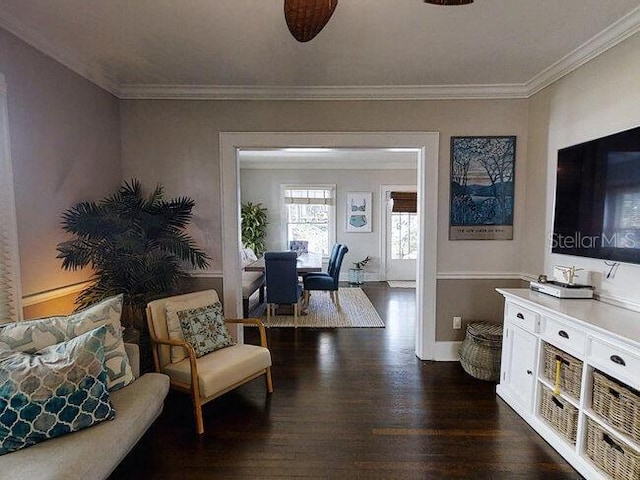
[1,5,638,101]
[0,12,121,97]
[525,5,640,96]
[118,83,530,100]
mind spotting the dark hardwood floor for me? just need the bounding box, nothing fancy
[111,283,582,479]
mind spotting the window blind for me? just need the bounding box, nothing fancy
[390,191,417,213]
[0,76,22,323]
[284,188,333,205]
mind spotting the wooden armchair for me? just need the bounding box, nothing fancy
[146,289,273,434]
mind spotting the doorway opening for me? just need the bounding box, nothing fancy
[220,132,439,360]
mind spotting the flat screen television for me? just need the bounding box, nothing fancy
[552,125,640,264]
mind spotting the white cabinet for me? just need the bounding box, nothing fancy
[499,322,538,414]
[496,289,640,480]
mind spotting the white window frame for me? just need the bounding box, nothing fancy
[280,184,336,257]
[0,74,23,323]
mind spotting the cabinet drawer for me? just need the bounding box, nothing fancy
[505,302,539,333]
[588,338,640,390]
[540,316,586,356]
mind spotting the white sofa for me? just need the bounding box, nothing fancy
[0,343,170,480]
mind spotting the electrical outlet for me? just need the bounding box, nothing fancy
[453,316,462,329]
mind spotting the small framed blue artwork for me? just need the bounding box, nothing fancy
[346,192,372,233]
[450,136,516,240]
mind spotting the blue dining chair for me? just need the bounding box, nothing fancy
[303,244,349,307]
[264,251,304,326]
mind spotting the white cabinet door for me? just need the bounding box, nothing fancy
[502,323,538,413]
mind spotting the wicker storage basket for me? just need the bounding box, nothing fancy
[592,370,640,442]
[539,384,579,443]
[542,342,583,400]
[586,417,640,480]
[459,322,503,382]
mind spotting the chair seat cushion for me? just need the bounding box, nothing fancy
[303,273,336,290]
[163,344,271,399]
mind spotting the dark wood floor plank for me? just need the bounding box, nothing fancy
[110,283,582,479]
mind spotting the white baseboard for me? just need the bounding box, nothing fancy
[433,341,462,361]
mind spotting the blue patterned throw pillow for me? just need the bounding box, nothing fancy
[177,303,235,358]
[0,325,115,455]
[0,295,134,391]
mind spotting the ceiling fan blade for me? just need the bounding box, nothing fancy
[424,0,474,4]
[284,0,338,43]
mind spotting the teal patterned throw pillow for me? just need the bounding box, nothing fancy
[0,295,134,391]
[0,325,116,455]
[177,303,235,358]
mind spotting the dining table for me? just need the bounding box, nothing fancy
[244,252,323,274]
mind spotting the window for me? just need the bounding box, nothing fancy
[390,213,419,259]
[390,191,418,260]
[0,75,22,322]
[282,185,335,256]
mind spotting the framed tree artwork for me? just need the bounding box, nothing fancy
[449,136,516,240]
[346,192,372,233]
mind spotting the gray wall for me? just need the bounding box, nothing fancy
[0,27,122,298]
[121,99,530,277]
[437,278,527,341]
[527,32,640,307]
[120,98,529,341]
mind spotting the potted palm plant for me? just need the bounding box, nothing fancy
[57,179,210,330]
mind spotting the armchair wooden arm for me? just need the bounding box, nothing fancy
[146,329,202,418]
[224,317,269,348]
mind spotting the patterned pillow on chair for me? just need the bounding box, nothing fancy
[177,303,235,358]
[0,326,115,455]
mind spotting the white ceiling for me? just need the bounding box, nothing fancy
[1,0,639,99]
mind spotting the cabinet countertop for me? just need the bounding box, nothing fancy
[497,288,640,348]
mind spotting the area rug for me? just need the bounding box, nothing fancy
[263,288,384,328]
[387,281,416,288]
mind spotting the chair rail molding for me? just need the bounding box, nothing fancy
[436,271,525,280]
[21,281,92,308]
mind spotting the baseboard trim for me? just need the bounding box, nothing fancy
[433,341,462,361]
[22,281,92,307]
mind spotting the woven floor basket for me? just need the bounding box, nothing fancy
[539,385,578,443]
[592,370,640,443]
[459,322,503,382]
[542,342,583,400]
[586,417,640,480]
